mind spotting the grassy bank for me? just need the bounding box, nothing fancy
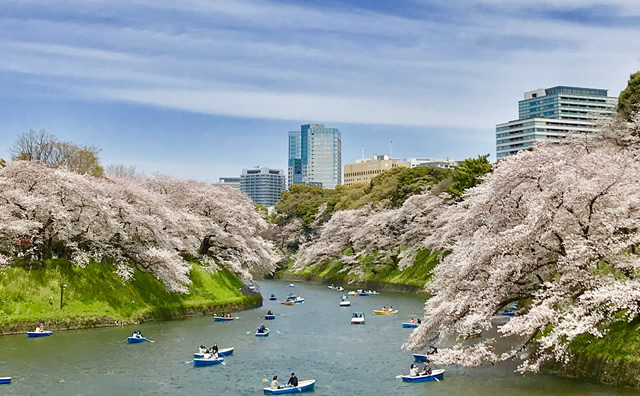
[274,249,439,291]
[0,259,261,334]
[560,317,640,387]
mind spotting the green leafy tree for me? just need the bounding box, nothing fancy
[447,155,492,199]
[618,71,640,121]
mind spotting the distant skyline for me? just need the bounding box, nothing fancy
[1,0,639,182]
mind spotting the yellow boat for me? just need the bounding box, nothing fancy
[281,301,294,306]
[373,310,398,315]
[347,291,357,296]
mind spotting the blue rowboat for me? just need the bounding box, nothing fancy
[269,295,277,301]
[288,284,295,287]
[193,357,224,367]
[358,292,371,296]
[214,316,234,322]
[255,328,270,337]
[413,354,429,362]
[0,377,11,385]
[402,322,419,328]
[127,336,147,343]
[194,347,234,358]
[27,331,52,338]
[263,379,315,394]
[265,314,276,320]
[400,369,445,382]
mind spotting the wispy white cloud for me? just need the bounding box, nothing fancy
[1,0,639,130]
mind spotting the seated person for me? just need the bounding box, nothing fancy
[287,373,298,387]
[271,375,283,389]
[409,364,418,377]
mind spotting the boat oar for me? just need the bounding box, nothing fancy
[185,360,193,364]
[395,375,403,379]
[122,339,128,342]
[262,378,269,383]
[235,317,240,319]
[144,338,155,343]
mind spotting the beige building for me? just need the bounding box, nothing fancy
[344,154,409,186]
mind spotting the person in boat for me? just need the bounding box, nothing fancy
[34,323,45,333]
[271,375,283,389]
[389,306,393,312]
[211,343,219,354]
[420,361,432,375]
[132,330,142,339]
[267,310,273,315]
[409,364,418,377]
[287,373,298,387]
[257,324,266,333]
[226,313,231,318]
[199,345,207,354]
[381,306,386,312]
[417,318,422,324]
[410,317,415,324]
[427,346,438,355]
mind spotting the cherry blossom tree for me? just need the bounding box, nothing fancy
[406,112,640,372]
[0,161,278,292]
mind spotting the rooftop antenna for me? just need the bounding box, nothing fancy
[361,145,364,159]
[390,140,393,158]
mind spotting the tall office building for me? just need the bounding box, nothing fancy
[240,167,286,207]
[288,124,342,189]
[288,130,302,187]
[496,86,617,158]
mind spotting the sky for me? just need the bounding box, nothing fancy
[1,0,639,182]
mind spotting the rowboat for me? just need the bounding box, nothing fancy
[265,314,276,320]
[347,291,357,296]
[256,328,270,337]
[413,354,429,362]
[214,316,234,322]
[193,357,224,367]
[373,310,398,315]
[339,300,351,307]
[289,284,295,288]
[263,379,316,394]
[358,292,371,296]
[328,284,336,289]
[281,301,294,306]
[336,286,344,292]
[400,369,445,382]
[269,294,277,300]
[293,297,304,304]
[460,329,482,339]
[127,336,148,343]
[402,322,419,328]
[194,347,234,358]
[27,331,52,338]
[0,377,11,385]
[351,312,365,324]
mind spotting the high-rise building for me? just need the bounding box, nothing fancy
[344,154,409,186]
[240,167,286,207]
[496,86,617,158]
[288,124,341,189]
[288,130,302,187]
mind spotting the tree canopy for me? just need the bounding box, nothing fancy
[405,111,640,373]
[618,71,640,121]
[0,161,278,292]
[10,129,104,177]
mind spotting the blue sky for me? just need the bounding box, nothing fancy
[1,0,639,182]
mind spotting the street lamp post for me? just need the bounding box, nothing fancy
[60,284,68,310]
